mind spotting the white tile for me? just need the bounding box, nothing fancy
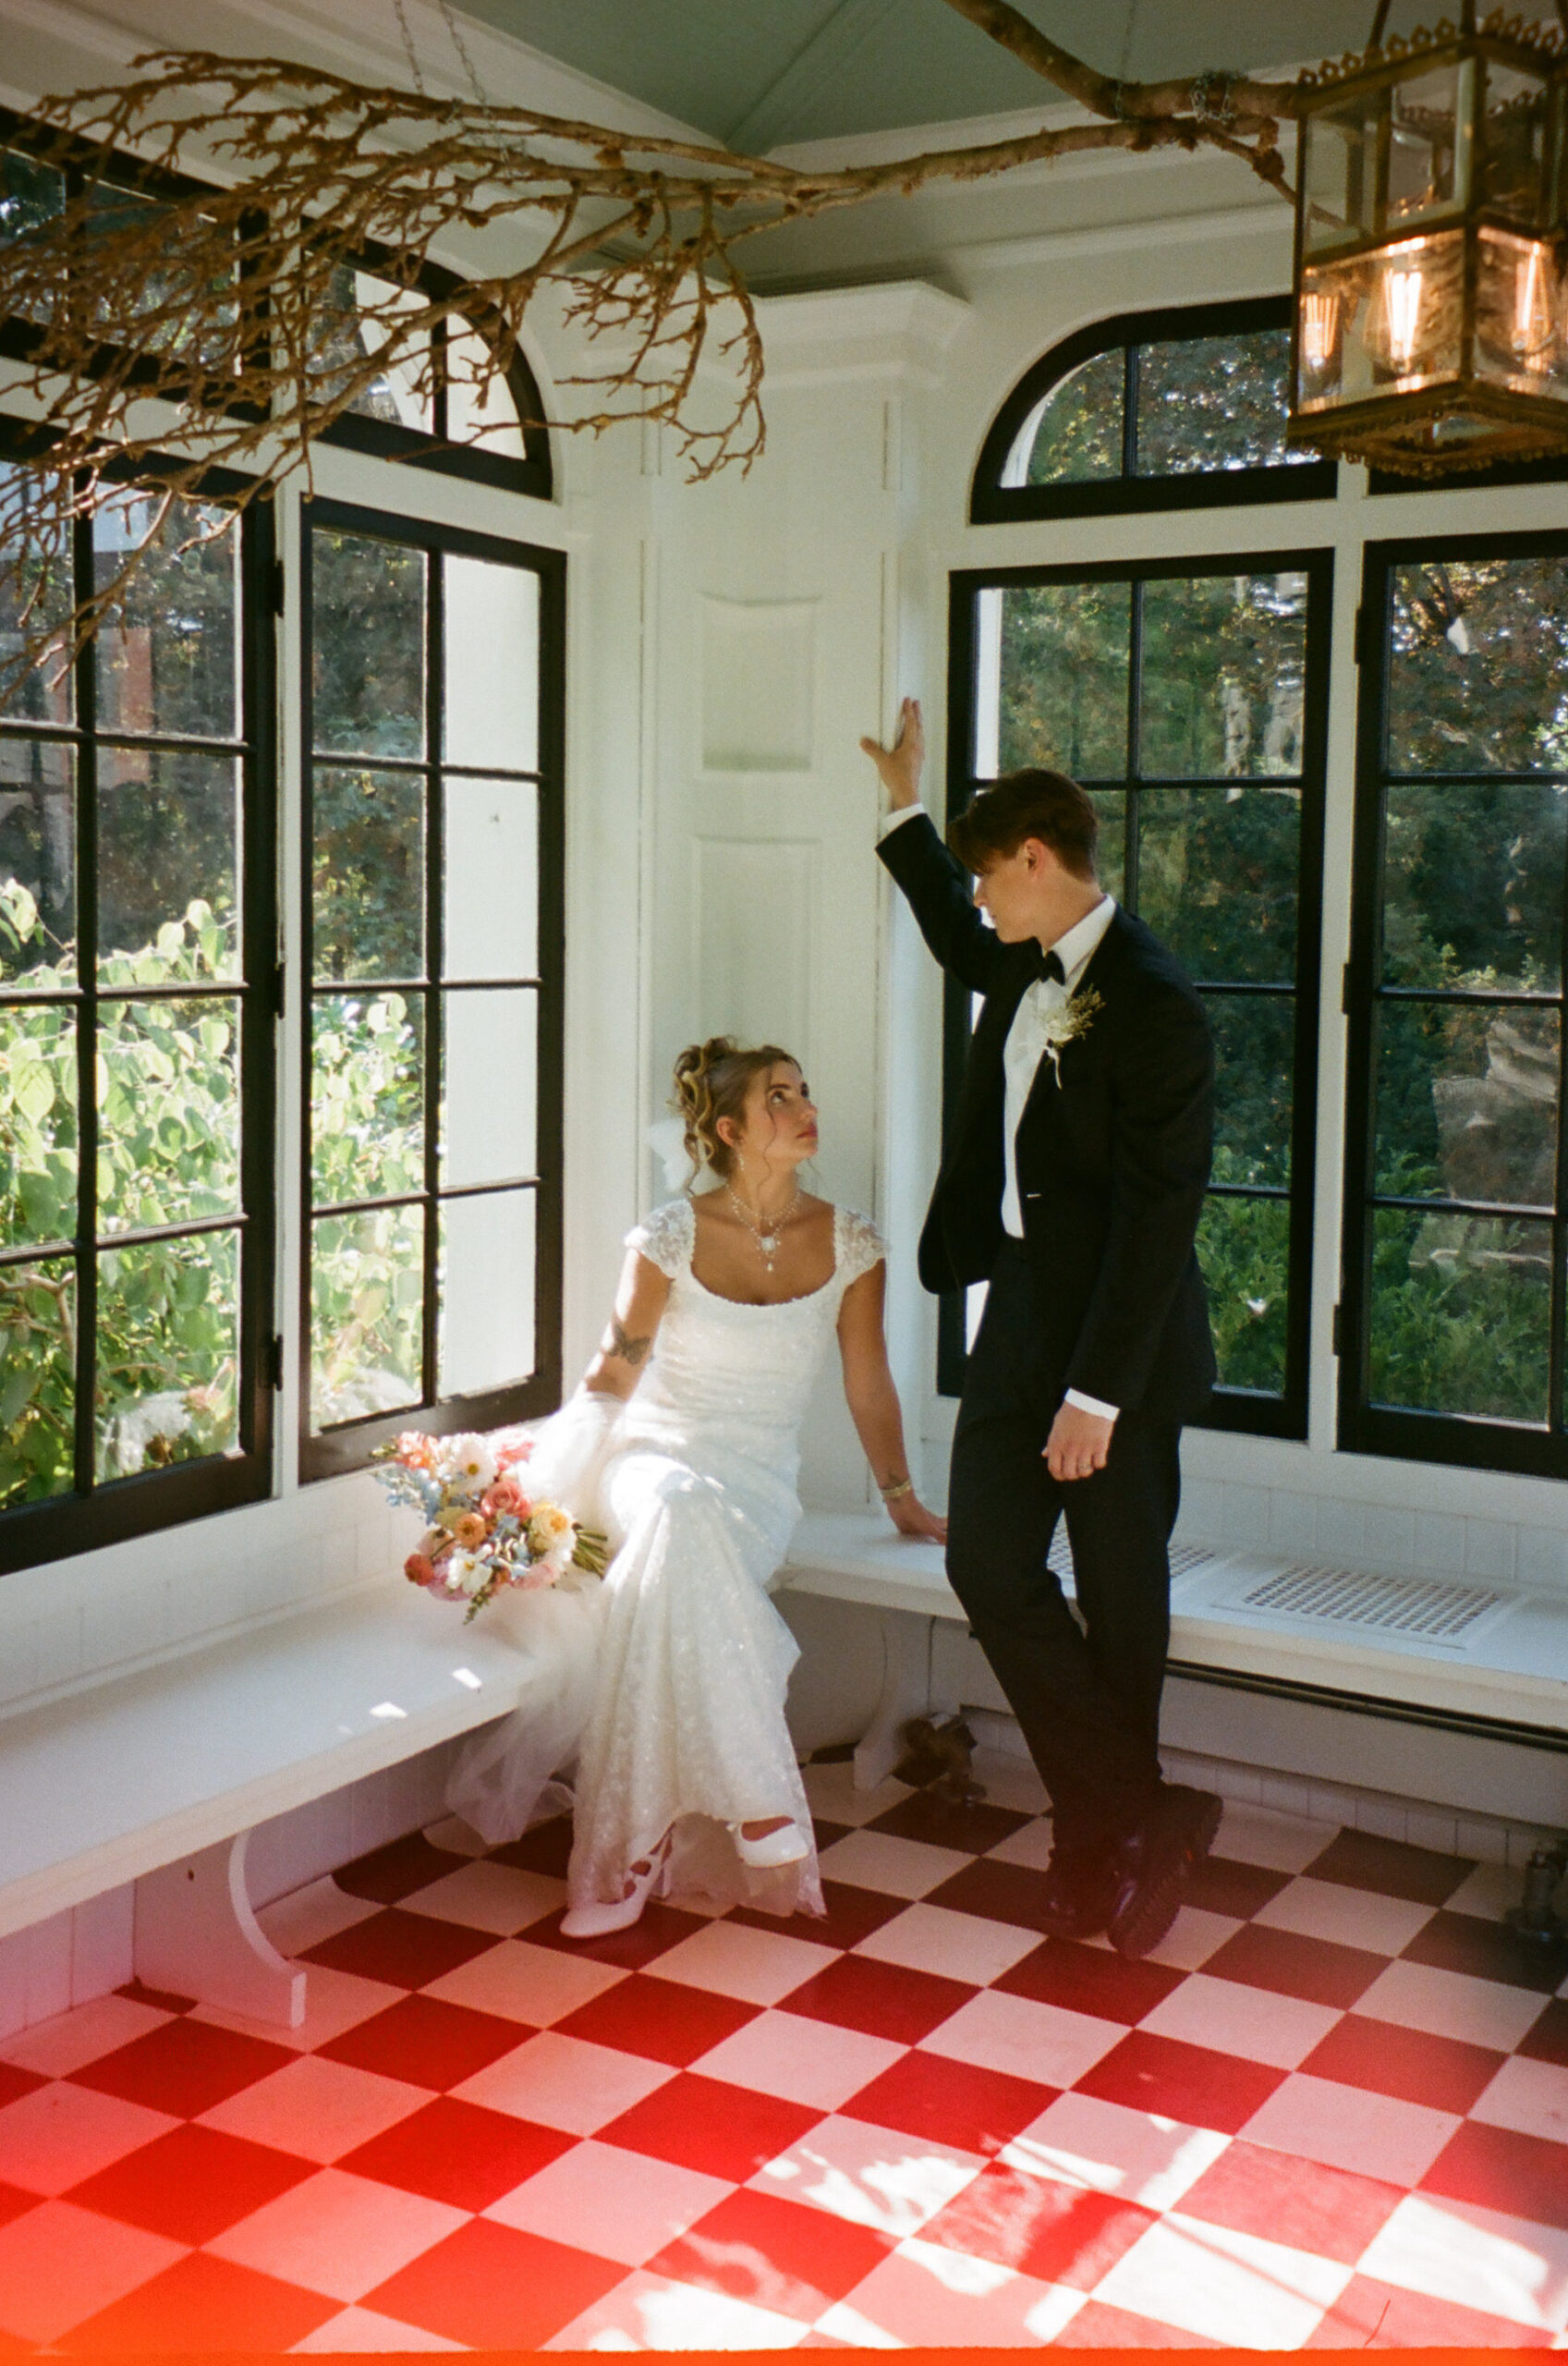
[1470,2054,1568,2148]
[1517,1528,1568,1591]
[1222,1486,1271,1548]
[985,1818,1057,1872]
[191,1966,401,2054]
[1002,2090,1229,2213]
[751,2111,985,2238]
[1362,1506,1416,1574]
[1355,1957,1548,2052]
[651,1919,838,2007]
[207,2166,466,2302]
[823,2239,1086,2347]
[1095,2210,1349,2348]
[543,2268,808,2350]
[1,1991,170,2079]
[1212,1802,1335,1875]
[694,2006,904,2112]
[1457,1820,1513,1870]
[1416,1510,1466,1573]
[852,1903,1039,1987]
[1268,1490,1319,1557]
[453,2030,675,2134]
[1465,1519,1516,1582]
[199,2053,428,2162]
[292,2303,467,2351]
[1445,1860,1530,1923]
[424,1936,626,2026]
[815,1828,971,1899]
[0,2079,176,2195]
[1353,1795,1410,1842]
[1358,2192,1568,2333]
[69,1884,134,2006]
[1136,1971,1342,2070]
[800,1761,913,1829]
[487,2138,733,2265]
[399,1860,565,1935]
[256,1876,382,1958]
[918,1988,1124,2089]
[1240,2071,1459,2187]
[969,1751,1048,1816]
[1137,1905,1246,1972]
[1254,1875,1436,1957]
[0,2197,185,2346]
[1315,1499,1367,1566]
[1405,1808,1462,1858]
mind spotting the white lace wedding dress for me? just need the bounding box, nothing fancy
[447,1196,888,1921]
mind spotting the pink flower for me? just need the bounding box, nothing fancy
[453,1511,490,1550]
[481,1470,532,1522]
[494,1434,534,1471]
[405,1551,437,1587]
[395,1431,438,1471]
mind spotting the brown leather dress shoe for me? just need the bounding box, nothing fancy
[1107,1785,1222,1960]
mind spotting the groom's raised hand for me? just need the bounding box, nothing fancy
[859,695,924,810]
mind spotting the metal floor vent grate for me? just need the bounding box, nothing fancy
[1049,1539,1216,1583]
[1241,1565,1507,1639]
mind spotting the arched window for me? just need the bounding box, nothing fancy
[971,298,1334,523]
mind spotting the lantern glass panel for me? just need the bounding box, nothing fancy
[1477,60,1552,226]
[1385,60,1472,233]
[1302,89,1383,254]
[1475,226,1568,401]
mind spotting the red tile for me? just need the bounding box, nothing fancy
[1516,1995,1568,2067]
[841,2050,1056,2157]
[1073,2029,1284,2135]
[114,1980,194,2014]
[1299,2010,1505,2114]
[811,1818,853,1852]
[530,1898,712,1973]
[0,2179,38,2228]
[1173,2139,1404,2265]
[492,1816,573,1878]
[338,2094,574,2210]
[994,1934,1184,2024]
[646,2186,893,2320]
[779,1953,976,2044]
[1308,2273,1555,2348]
[732,1878,906,1953]
[69,2018,294,2117]
[552,1974,758,2067]
[1185,1854,1293,1920]
[1304,1829,1477,1908]
[363,2215,626,2348]
[0,2064,47,2109]
[921,2159,1155,2287]
[1203,1921,1388,2009]
[598,2071,821,2182]
[1401,1909,1568,1994]
[1053,2298,1228,2347]
[1419,2117,1568,2233]
[333,1830,468,1904]
[300,1904,500,1988]
[65,2122,312,2243]
[318,1992,530,2091]
[925,1856,1080,1935]
[864,1790,1030,1854]
[55,2250,336,2353]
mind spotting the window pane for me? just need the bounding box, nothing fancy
[313,766,424,982]
[998,582,1129,779]
[94,494,240,741]
[0,736,74,982]
[96,1229,240,1478]
[444,324,528,459]
[1137,785,1300,983]
[439,1188,536,1396]
[0,468,71,725]
[1,1004,76,1245]
[311,992,423,1206]
[1209,994,1294,1188]
[1387,557,1568,775]
[0,1256,74,1506]
[443,557,539,773]
[1368,1207,1550,1421]
[98,749,240,979]
[310,264,434,432]
[441,988,536,1186]
[97,998,240,1234]
[1382,782,1565,993]
[1374,1000,1559,1208]
[1,149,65,329]
[1088,790,1126,900]
[1140,573,1307,779]
[311,532,426,761]
[443,779,538,980]
[1016,349,1124,485]
[1136,330,1305,474]
[310,1203,424,1427]
[1197,1193,1290,1395]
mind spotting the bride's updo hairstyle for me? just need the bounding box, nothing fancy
[673,1036,796,1181]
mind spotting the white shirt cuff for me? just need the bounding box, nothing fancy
[1064,1387,1119,1423]
[877,802,926,840]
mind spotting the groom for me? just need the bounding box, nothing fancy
[863,700,1221,1959]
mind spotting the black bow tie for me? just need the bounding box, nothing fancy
[1030,945,1066,986]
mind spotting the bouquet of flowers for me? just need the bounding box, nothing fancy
[372,1428,609,1622]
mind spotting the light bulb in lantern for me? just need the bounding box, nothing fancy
[1300,290,1340,372]
[1513,242,1550,371]
[1382,262,1426,372]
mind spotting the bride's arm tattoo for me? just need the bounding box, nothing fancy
[606,1316,653,1368]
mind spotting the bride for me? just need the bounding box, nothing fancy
[448,1035,944,1936]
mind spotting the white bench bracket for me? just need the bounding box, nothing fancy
[134,1830,305,2027]
[853,1611,933,1790]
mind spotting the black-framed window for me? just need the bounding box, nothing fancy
[971,298,1335,524]
[943,555,1331,1437]
[0,459,276,1571]
[300,500,564,1481]
[1342,531,1568,1478]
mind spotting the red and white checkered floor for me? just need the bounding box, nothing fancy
[1,1752,1565,2352]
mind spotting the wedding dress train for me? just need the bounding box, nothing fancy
[446,1196,888,1920]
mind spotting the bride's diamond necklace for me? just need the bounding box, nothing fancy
[725,1182,802,1272]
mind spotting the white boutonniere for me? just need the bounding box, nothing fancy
[1032,984,1104,1086]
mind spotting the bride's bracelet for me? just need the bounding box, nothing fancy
[879,1475,913,1503]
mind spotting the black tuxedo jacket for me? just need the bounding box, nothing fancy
[880,812,1217,1422]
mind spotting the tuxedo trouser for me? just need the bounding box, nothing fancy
[945,1238,1181,1857]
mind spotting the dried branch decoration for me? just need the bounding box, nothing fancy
[0,0,1304,698]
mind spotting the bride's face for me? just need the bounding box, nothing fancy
[725,1061,820,1178]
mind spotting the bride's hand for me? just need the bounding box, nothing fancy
[859,696,924,810]
[887,1491,946,1544]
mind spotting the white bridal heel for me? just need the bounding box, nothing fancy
[560,1834,670,1939]
[730,1819,809,1870]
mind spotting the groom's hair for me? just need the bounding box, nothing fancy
[948,769,1099,882]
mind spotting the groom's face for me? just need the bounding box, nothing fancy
[971,842,1039,942]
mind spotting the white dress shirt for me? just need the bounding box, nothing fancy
[881,802,1120,1424]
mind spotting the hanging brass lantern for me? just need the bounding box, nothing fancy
[1286,5,1568,473]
